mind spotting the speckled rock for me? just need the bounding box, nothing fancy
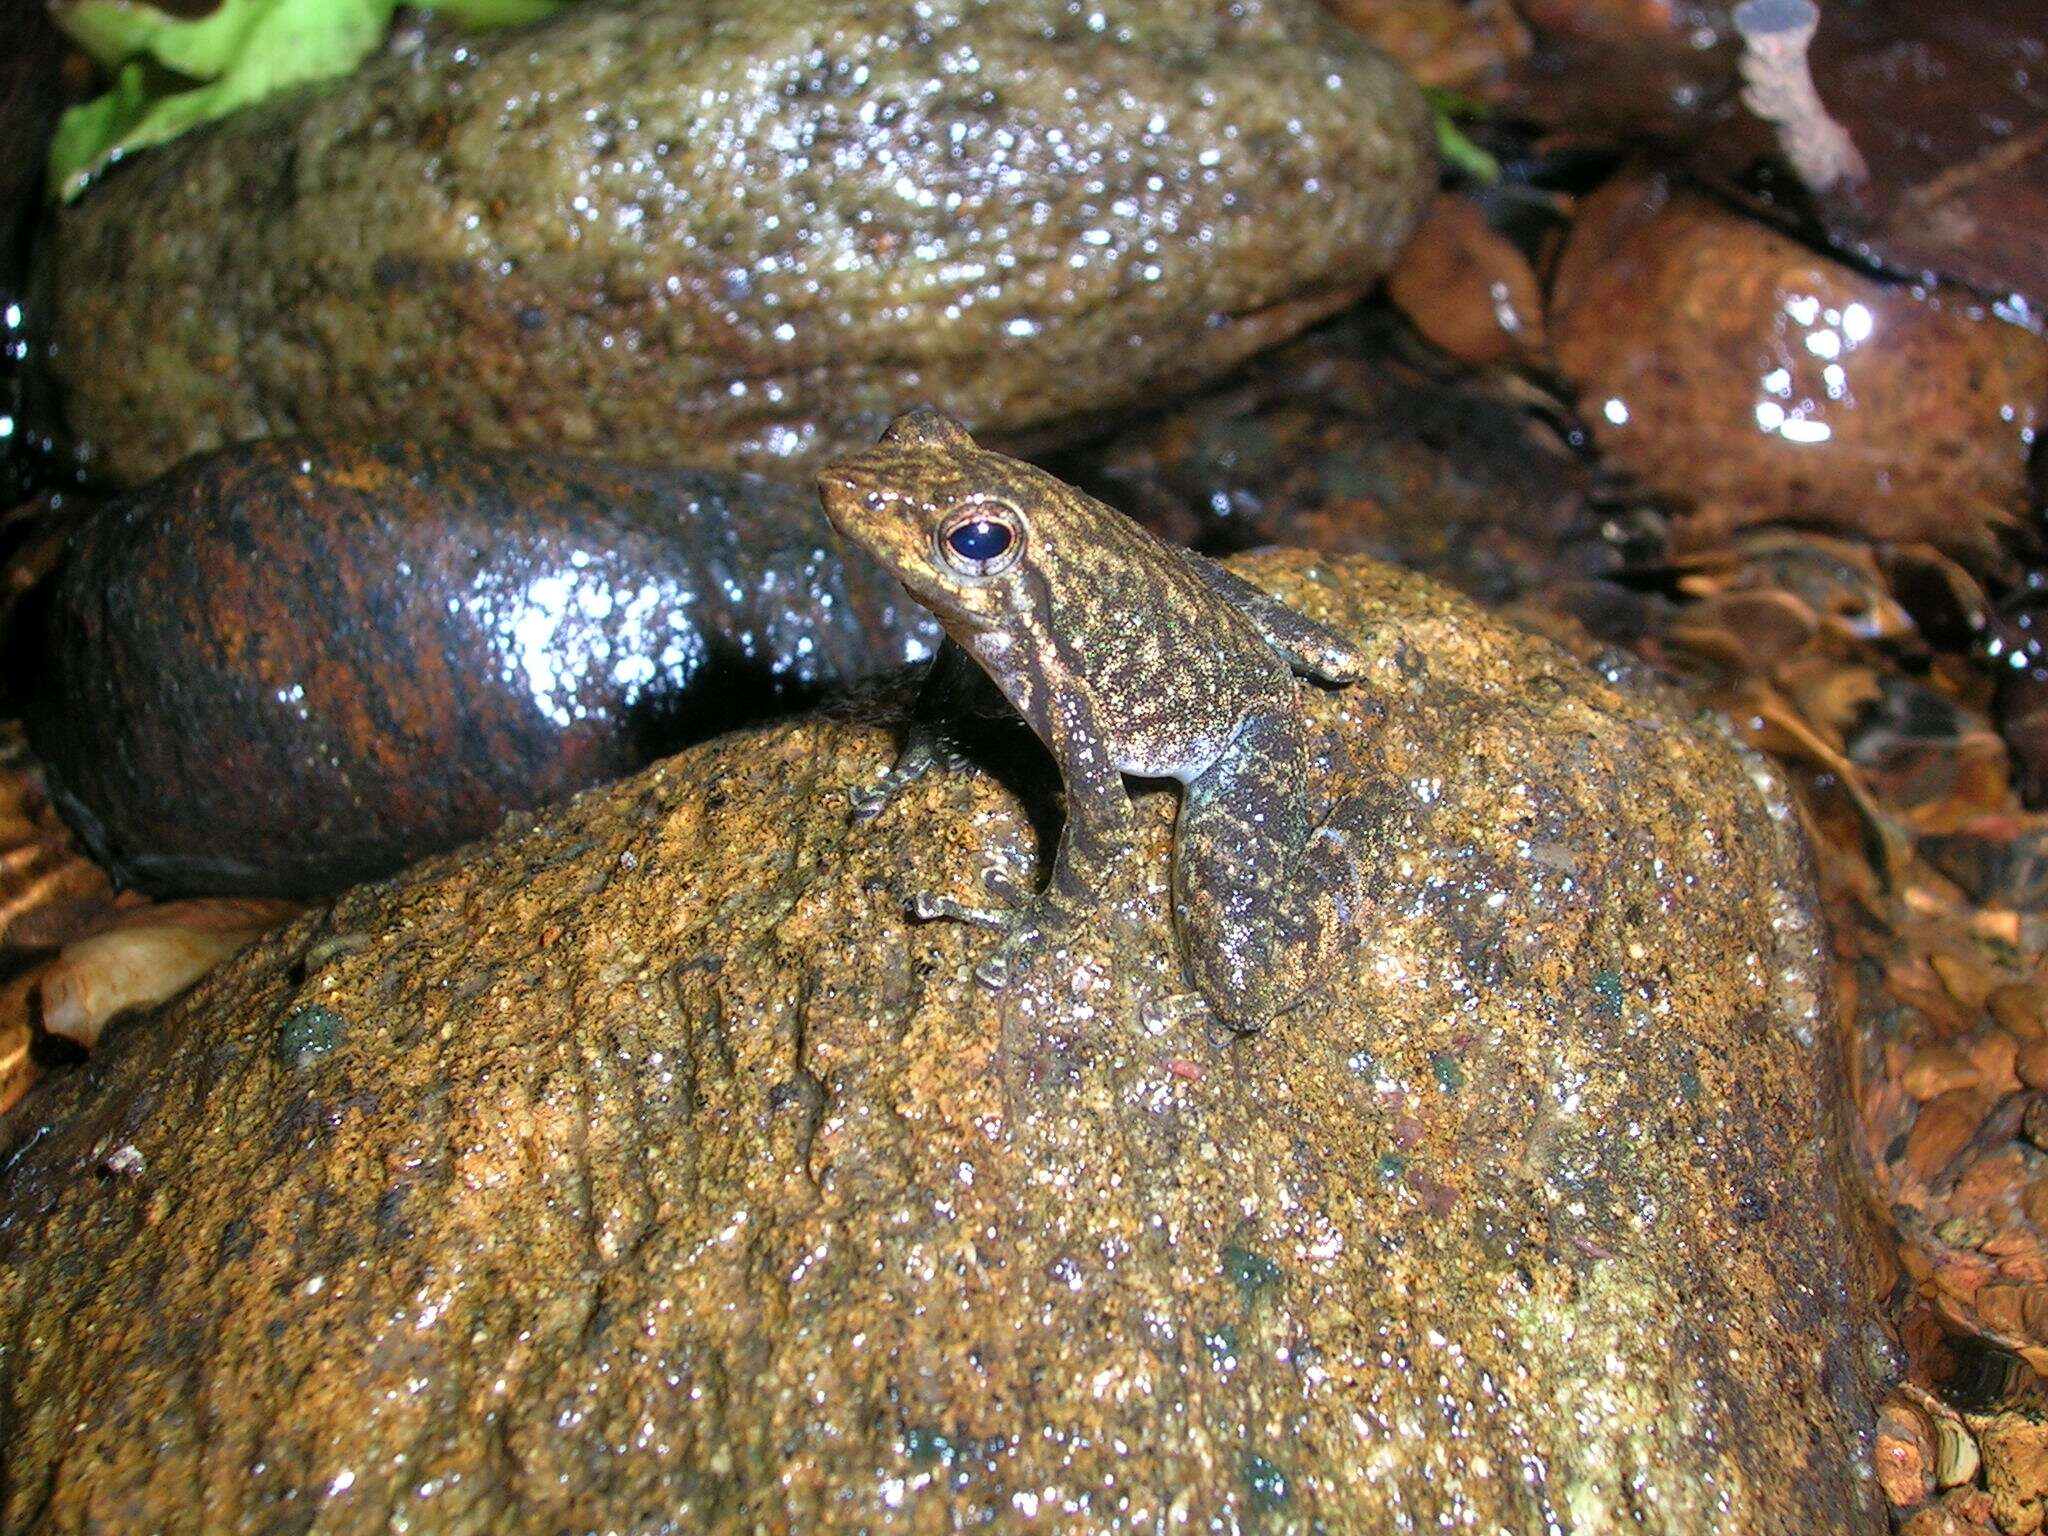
[0,553,1888,1532]
[46,0,1434,485]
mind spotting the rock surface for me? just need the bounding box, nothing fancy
[1068,308,1644,636]
[0,554,1887,1532]
[47,0,1434,485]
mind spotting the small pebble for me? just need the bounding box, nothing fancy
[1902,1046,1983,1102]
[277,1005,350,1069]
[1876,1395,1936,1511]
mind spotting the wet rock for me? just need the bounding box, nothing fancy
[0,552,1887,1531]
[21,439,940,897]
[1550,173,2048,562]
[47,0,1435,486]
[1067,307,1654,638]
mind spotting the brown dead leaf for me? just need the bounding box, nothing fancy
[1778,654,1883,749]
[0,971,35,1115]
[37,902,298,1049]
[1902,1045,1984,1103]
[1386,192,1548,368]
[1904,1088,1997,1186]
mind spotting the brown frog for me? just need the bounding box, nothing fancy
[817,410,1370,1032]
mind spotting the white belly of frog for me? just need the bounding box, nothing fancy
[1122,721,1244,785]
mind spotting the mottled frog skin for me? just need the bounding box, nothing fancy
[817,410,1368,1032]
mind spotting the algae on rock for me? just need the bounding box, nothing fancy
[48,0,1435,484]
[0,554,1887,1532]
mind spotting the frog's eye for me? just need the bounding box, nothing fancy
[935,500,1025,578]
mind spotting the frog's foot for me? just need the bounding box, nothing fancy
[976,887,1114,991]
[905,888,1079,993]
[849,780,901,823]
[972,912,1045,990]
[906,861,1030,927]
[906,894,1055,991]
[909,890,1013,930]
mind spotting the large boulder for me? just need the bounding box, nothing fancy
[0,553,1888,1531]
[46,0,1435,485]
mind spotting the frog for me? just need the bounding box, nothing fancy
[816,409,1371,1033]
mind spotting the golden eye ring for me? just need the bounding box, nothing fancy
[935,499,1026,578]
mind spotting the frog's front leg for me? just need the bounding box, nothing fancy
[923,681,1138,990]
[852,639,982,821]
[1172,707,1361,1032]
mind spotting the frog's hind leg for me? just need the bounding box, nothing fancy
[1172,708,1363,1033]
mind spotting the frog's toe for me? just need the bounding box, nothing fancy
[974,914,1057,990]
[910,890,1012,930]
[849,774,915,823]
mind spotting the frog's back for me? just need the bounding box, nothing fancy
[1039,500,1293,781]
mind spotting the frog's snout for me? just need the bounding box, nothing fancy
[815,463,876,526]
[817,449,923,530]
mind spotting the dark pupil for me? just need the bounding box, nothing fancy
[947,518,1012,563]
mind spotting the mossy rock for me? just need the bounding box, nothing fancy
[48,0,1434,484]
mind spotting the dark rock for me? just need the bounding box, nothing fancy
[1065,307,1654,639]
[22,438,939,896]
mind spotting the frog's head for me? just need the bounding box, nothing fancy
[817,409,1055,630]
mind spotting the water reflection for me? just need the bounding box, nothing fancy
[1751,294,1880,446]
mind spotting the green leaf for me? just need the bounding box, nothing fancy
[48,0,569,203]
[1435,123,1501,185]
[415,0,562,26]
[45,60,155,203]
[1421,84,1501,186]
[57,0,273,80]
